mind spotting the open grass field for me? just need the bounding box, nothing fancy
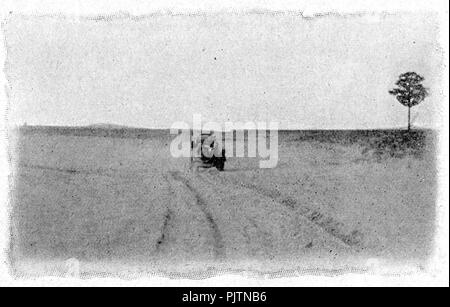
[8,127,437,277]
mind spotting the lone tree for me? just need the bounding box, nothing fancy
[389,72,429,131]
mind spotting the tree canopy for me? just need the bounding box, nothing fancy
[389,72,429,108]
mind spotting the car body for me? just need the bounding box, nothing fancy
[190,132,226,171]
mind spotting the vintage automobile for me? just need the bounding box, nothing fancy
[190,132,226,171]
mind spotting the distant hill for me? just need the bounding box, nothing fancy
[87,123,135,129]
[17,124,170,140]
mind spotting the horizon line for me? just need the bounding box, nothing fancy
[13,123,436,131]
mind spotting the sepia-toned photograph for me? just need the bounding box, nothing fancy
[0,1,448,287]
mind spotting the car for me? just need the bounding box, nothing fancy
[190,132,226,171]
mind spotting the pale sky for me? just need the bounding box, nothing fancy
[4,12,445,129]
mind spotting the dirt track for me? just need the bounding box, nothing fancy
[10,131,436,275]
[160,169,355,264]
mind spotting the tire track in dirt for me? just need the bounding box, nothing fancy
[196,172,281,257]
[155,174,177,252]
[155,208,173,251]
[19,162,154,179]
[201,172,361,251]
[167,171,226,259]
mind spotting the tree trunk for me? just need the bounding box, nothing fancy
[407,106,411,131]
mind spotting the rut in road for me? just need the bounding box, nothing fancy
[154,174,177,252]
[155,208,173,251]
[168,171,226,259]
[196,172,282,256]
[199,172,362,251]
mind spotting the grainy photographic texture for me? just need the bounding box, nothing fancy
[3,11,444,278]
